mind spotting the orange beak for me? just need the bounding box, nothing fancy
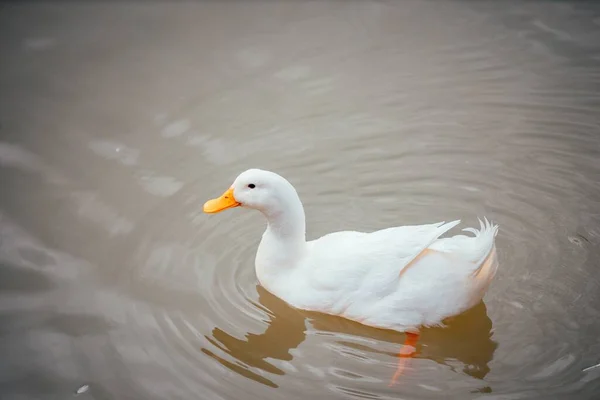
[203,187,241,214]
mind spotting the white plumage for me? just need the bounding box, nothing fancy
[204,169,499,333]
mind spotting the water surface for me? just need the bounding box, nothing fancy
[1,1,600,399]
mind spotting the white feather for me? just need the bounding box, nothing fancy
[205,169,501,333]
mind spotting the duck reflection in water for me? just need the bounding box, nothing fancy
[201,285,307,388]
[202,285,497,388]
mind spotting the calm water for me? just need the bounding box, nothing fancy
[1,2,600,399]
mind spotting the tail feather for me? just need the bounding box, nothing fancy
[428,217,498,267]
[463,217,498,237]
[462,217,499,267]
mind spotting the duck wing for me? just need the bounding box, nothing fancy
[307,220,461,294]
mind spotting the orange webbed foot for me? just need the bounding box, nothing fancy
[388,332,419,387]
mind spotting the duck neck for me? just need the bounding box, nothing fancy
[256,192,307,283]
[263,205,306,248]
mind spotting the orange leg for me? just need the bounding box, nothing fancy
[388,332,420,387]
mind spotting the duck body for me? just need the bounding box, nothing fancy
[256,220,499,332]
[204,169,499,333]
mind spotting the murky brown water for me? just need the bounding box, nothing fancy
[1,1,600,399]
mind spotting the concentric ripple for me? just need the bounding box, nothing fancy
[2,1,600,400]
[95,4,600,397]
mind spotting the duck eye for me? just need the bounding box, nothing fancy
[248,184,256,189]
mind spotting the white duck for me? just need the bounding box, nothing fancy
[204,169,499,383]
